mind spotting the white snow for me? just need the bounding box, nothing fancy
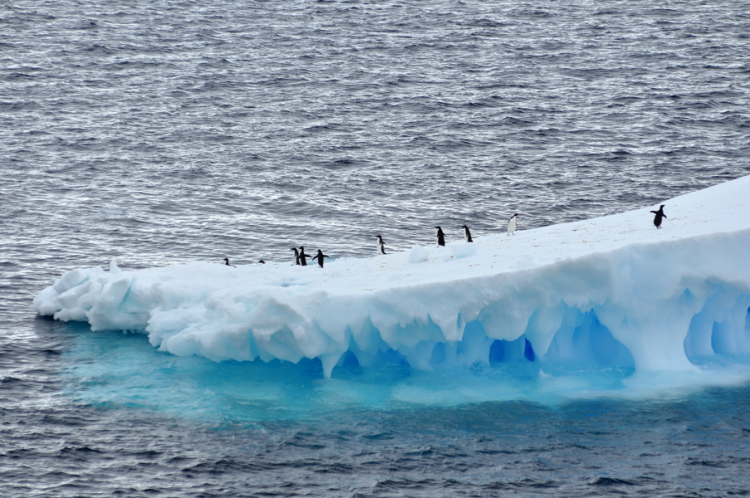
[34,176,750,378]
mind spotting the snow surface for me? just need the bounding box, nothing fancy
[34,176,750,379]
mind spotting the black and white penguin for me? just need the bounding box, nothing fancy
[460,224,473,243]
[650,205,667,229]
[507,214,518,236]
[376,235,387,255]
[224,257,230,266]
[291,247,300,265]
[299,247,308,266]
[435,226,445,247]
[312,249,329,268]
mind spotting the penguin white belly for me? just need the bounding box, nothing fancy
[507,218,516,235]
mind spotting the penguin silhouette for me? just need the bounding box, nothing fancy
[435,226,445,246]
[650,205,667,229]
[291,248,300,265]
[507,214,518,236]
[376,235,387,255]
[460,224,473,243]
[299,247,308,266]
[312,249,329,268]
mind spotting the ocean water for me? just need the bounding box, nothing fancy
[2,0,750,496]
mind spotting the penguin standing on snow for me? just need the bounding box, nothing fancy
[650,205,667,229]
[312,249,329,268]
[435,226,445,246]
[460,224,473,242]
[291,247,300,265]
[507,214,518,236]
[298,247,308,266]
[224,258,231,266]
[376,235,387,255]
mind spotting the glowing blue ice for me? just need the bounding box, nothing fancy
[35,176,750,396]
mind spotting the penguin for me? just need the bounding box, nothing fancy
[650,205,667,229]
[258,260,266,264]
[460,224,473,243]
[291,247,300,265]
[435,226,445,247]
[299,246,308,266]
[224,258,230,266]
[507,214,518,236]
[312,249,329,268]
[376,235,387,255]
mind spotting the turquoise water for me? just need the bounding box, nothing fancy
[35,320,749,496]
[60,321,750,425]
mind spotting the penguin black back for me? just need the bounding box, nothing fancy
[376,235,387,255]
[313,249,329,268]
[299,247,308,266]
[291,247,300,265]
[223,258,230,266]
[507,213,518,235]
[435,226,445,246]
[650,205,667,229]
[461,224,473,243]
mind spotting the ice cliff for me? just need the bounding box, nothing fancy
[34,176,750,378]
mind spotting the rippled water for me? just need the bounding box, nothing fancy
[2,0,750,495]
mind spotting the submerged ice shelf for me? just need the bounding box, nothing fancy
[35,176,750,381]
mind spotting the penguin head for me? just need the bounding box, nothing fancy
[290,247,298,252]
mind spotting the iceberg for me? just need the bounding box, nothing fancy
[34,176,750,381]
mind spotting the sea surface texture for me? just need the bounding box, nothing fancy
[2,0,750,496]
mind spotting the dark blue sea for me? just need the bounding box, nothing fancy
[2,0,750,496]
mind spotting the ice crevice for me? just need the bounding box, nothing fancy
[33,176,750,378]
